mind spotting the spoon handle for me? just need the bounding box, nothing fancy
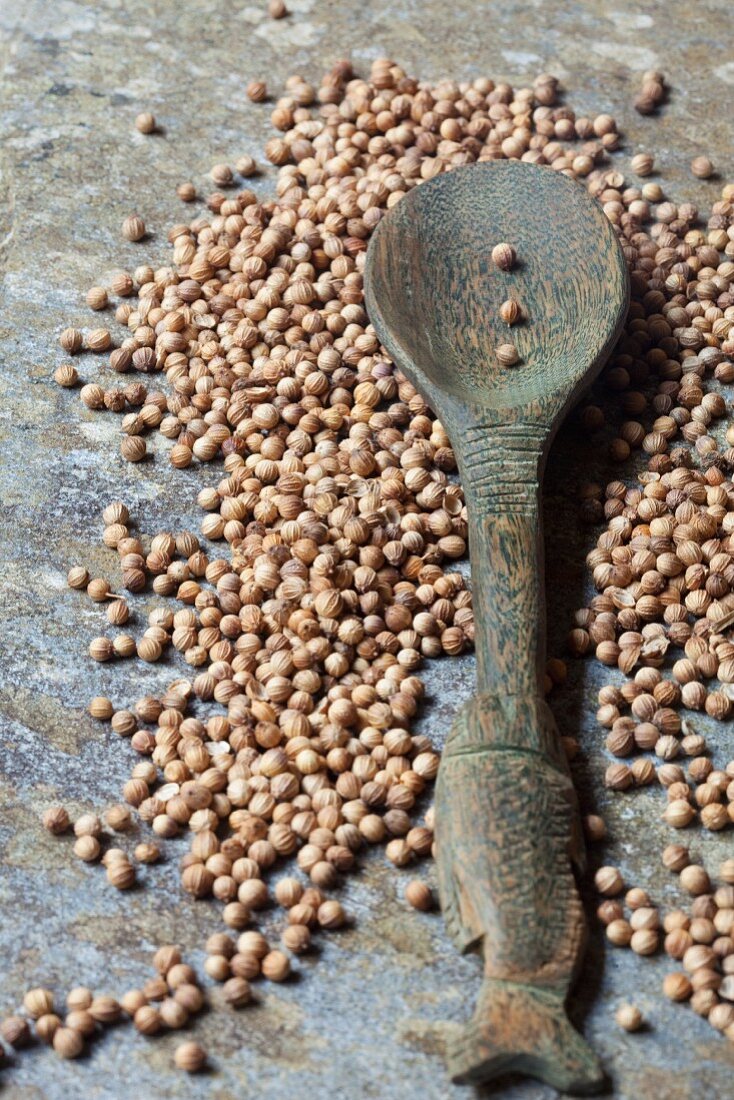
[433,424,602,1093]
[462,423,548,718]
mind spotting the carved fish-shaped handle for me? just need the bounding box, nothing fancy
[433,433,604,1094]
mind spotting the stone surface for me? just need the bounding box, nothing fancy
[1,1,734,1097]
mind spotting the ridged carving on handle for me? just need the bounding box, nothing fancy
[461,423,548,514]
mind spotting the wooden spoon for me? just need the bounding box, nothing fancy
[364,161,629,1095]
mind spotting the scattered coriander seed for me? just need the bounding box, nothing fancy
[595,866,624,896]
[86,286,108,310]
[235,155,258,177]
[691,156,714,179]
[42,806,70,835]
[174,984,204,1014]
[261,950,290,982]
[107,860,136,889]
[89,696,114,720]
[121,436,147,462]
[86,327,112,352]
[73,835,101,862]
[120,990,147,1016]
[59,327,83,353]
[54,363,79,387]
[491,242,516,270]
[282,925,311,954]
[663,972,692,1001]
[583,815,606,842]
[66,987,92,1012]
[122,215,146,242]
[134,1005,162,1035]
[405,880,433,911]
[80,384,105,410]
[318,900,346,929]
[89,637,114,662]
[74,812,101,838]
[0,1014,31,1046]
[630,153,654,177]
[135,112,156,134]
[177,182,196,201]
[222,976,251,1006]
[496,343,519,367]
[107,599,130,625]
[615,1003,643,1031]
[89,995,121,1024]
[135,841,161,863]
[36,1013,62,1043]
[210,163,234,187]
[499,299,521,326]
[174,1040,207,1073]
[110,271,134,296]
[65,1009,95,1037]
[105,803,133,831]
[24,988,54,1019]
[160,998,189,1029]
[67,565,89,590]
[680,865,711,896]
[662,845,690,873]
[247,81,267,103]
[267,0,287,17]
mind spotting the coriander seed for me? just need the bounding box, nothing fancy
[174,1040,207,1072]
[135,112,156,134]
[615,1003,643,1031]
[122,215,146,242]
[42,805,70,835]
[496,343,519,367]
[491,242,516,270]
[54,363,79,387]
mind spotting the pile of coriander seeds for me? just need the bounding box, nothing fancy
[17,53,734,1071]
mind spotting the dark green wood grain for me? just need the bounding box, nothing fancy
[364,161,629,1094]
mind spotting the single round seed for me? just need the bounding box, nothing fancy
[174,1041,207,1072]
[691,156,714,179]
[663,972,692,1001]
[222,977,251,1006]
[135,112,156,134]
[42,806,70,834]
[491,242,516,270]
[615,1003,643,1031]
[121,436,147,462]
[122,215,146,242]
[1,1014,31,1046]
[67,566,89,589]
[499,299,521,325]
[54,363,79,387]
[89,637,114,662]
[261,949,290,981]
[496,343,519,368]
[405,880,433,911]
[630,153,654,177]
[59,327,83,353]
[247,81,268,102]
[73,835,101,862]
[107,860,136,889]
[36,1014,61,1043]
[24,988,54,1019]
[135,841,161,863]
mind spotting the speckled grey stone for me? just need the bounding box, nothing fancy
[2,1,734,1097]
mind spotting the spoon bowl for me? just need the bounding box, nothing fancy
[365,160,628,427]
